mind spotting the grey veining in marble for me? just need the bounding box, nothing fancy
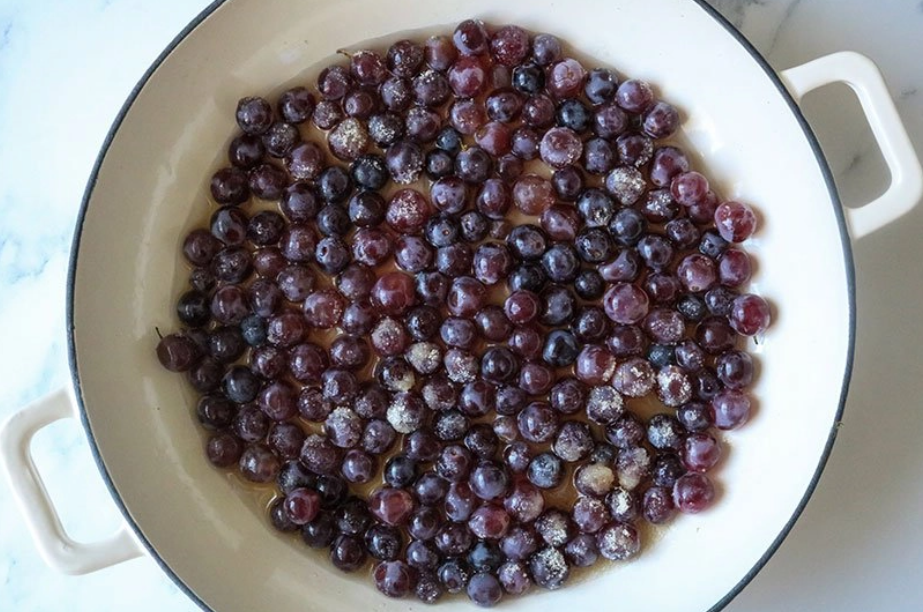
[1,1,921,610]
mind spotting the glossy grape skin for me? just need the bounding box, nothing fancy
[409,505,443,540]
[348,88,384,120]
[716,350,754,390]
[456,147,493,184]
[547,58,587,99]
[424,34,458,72]
[585,68,617,104]
[729,294,771,336]
[526,452,564,490]
[540,127,583,169]
[228,134,265,169]
[156,333,202,372]
[718,248,752,288]
[642,101,680,139]
[690,190,722,224]
[673,473,716,513]
[603,283,649,325]
[511,62,545,95]
[210,167,250,205]
[343,88,379,120]
[615,79,653,113]
[467,572,504,607]
[677,253,717,293]
[715,200,758,243]
[239,444,280,483]
[374,560,417,598]
[206,433,243,468]
[712,390,752,430]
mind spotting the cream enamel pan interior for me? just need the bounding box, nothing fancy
[6,0,918,610]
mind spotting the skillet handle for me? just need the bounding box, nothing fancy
[0,389,144,574]
[780,51,923,239]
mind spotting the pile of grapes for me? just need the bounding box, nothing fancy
[155,19,770,608]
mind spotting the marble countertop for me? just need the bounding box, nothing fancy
[2,0,922,610]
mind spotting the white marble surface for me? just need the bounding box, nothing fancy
[1,0,922,610]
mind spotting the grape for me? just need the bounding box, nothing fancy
[716,350,753,389]
[643,101,680,138]
[712,390,751,430]
[511,127,540,160]
[228,134,265,168]
[341,449,375,484]
[328,118,370,161]
[574,345,617,386]
[425,35,457,72]
[380,76,413,113]
[370,271,416,316]
[239,444,280,483]
[236,97,272,134]
[522,93,555,127]
[210,167,249,205]
[278,86,315,124]
[615,79,653,113]
[312,99,344,129]
[284,488,321,525]
[262,121,300,158]
[486,89,524,123]
[156,333,201,372]
[350,49,387,86]
[387,188,432,234]
[387,39,425,77]
[475,122,512,157]
[682,432,722,472]
[385,139,424,185]
[248,162,288,200]
[583,137,617,174]
[673,473,715,513]
[467,572,503,607]
[206,433,242,468]
[343,88,377,120]
[512,63,545,94]
[729,293,771,336]
[553,421,594,462]
[548,58,587,99]
[413,69,451,107]
[718,248,752,287]
[696,316,737,354]
[677,253,717,293]
[526,452,563,490]
[603,282,650,325]
[366,524,404,561]
[715,200,758,242]
[540,127,583,169]
[368,487,416,526]
[448,55,487,97]
[373,561,417,598]
[512,175,555,215]
[530,547,569,590]
[363,419,397,455]
[585,68,618,104]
